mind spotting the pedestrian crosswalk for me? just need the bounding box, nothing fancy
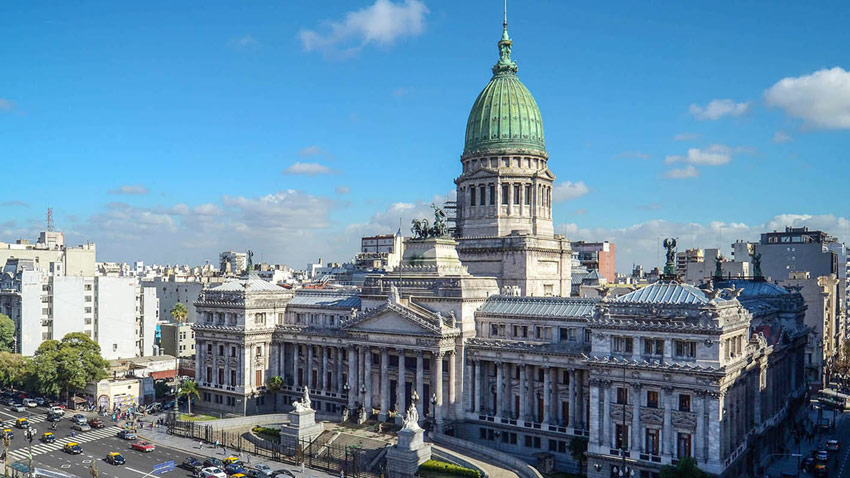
[6,426,121,461]
[0,414,47,427]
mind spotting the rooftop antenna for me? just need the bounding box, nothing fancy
[46,207,55,232]
[504,0,507,28]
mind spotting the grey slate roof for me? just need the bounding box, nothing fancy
[478,295,598,318]
[715,279,788,297]
[290,291,361,309]
[613,281,712,305]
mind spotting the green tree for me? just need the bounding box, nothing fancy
[170,303,188,324]
[660,457,708,478]
[267,375,284,412]
[568,437,588,473]
[27,340,61,397]
[178,379,200,415]
[0,314,15,352]
[0,352,27,389]
[55,333,109,400]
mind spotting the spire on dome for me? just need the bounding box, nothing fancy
[493,0,517,75]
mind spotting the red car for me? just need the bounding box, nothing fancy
[131,441,156,452]
[88,418,105,429]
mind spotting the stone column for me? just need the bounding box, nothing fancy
[397,348,406,417]
[347,345,357,408]
[416,351,424,421]
[631,384,641,453]
[602,384,611,447]
[380,347,390,421]
[320,346,328,392]
[663,387,673,456]
[543,366,551,425]
[336,347,345,394]
[695,391,705,462]
[448,351,457,410]
[568,369,576,428]
[495,361,504,418]
[464,359,473,414]
[305,344,313,390]
[434,351,444,424]
[364,347,372,412]
[519,364,528,421]
[473,360,482,415]
[291,343,299,387]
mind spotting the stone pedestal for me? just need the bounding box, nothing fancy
[280,408,323,449]
[386,426,431,478]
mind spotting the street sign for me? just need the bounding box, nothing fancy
[153,461,175,475]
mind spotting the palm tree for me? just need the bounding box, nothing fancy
[178,379,200,416]
[170,303,188,324]
[268,376,284,412]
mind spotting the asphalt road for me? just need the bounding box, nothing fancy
[0,406,212,478]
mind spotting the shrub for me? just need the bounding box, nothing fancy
[419,460,481,478]
[252,426,280,438]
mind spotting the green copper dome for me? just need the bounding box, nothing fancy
[463,20,545,155]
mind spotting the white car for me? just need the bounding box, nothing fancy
[9,404,25,413]
[71,414,87,425]
[21,399,36,408]
[199,467,226,478]
[72,423,91,432]
[48,406,65,416]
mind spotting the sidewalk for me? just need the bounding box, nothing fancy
[763,405,846,477]
[141,425,335,478]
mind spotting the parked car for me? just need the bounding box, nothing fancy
[222,457,242,466]
[180,457,203,472]
[224,464,245,475]
[40,432,55,443]
[9,404,25,413]
[245,469,267,478]
[105,452,125,465]
[3,399,15,407]
[73,423,91,432]
[21,399,36,408]
[63,442,82,455]
[131,440,155,452]
[250,464,272,477]
[88,418,105,428]
[33,398,45,407]
[270,471,294,478]
[204,458,224,469]
[117,430,137,440]
[199,468,227,478]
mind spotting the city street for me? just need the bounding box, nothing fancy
[0,407,325,478]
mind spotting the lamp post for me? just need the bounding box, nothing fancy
[429,393,437,432]
[24,428,33,478]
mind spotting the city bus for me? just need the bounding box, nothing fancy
[817,388,850,411]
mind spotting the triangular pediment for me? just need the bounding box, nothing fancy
[460,168,498,181]
[344,303,443,336]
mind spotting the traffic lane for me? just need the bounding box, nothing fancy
[832,412,850,478]
[33,436,199,478]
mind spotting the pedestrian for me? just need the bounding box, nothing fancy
[198,441,204,449]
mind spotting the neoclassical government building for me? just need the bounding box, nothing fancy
[193,17,808,478]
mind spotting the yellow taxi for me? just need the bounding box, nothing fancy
[14,418,28,429]
[1,428,13,439]
[222,457,242,465]
[231,474,246,478]
[41,432,55,443]
[63,442,82,455]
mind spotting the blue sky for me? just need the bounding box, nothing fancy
[1,1,849,271]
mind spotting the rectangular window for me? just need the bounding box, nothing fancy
[584,329,592,342]
[230,370,236,385]
[524,185,531,205]
[218,345,224,356]
[677,433,692,458]
[218,368,224,384]
[470,187,476,206]
[613,337,633,354]
[226,397,236,406]
[615,424,629,450]
[645,428,660,455]
[231,346,236,357]
[479,185,486,206]
[206,367,212,383]
[490,324,499,337]
[616,387,629,405]
[207,344,212,354]
[502,184,509,205]
[678,394,691,412]
[513,184,521,204]
[489,184,496,205]
[559,328,570,342]
[646,390,659,408]
[674,340,696,358]
[644,338,664,356]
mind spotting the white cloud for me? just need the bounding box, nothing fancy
[560,214,850,274]
[773,131,792,143]
[689,99,752,120]
[614,151,649,160]
[298,145,328,157]
[663,165,699,179]
[0,99,13,111]
[299,0,429,57]
[108,185,150,195]
[552,181,589,202]
[673,132,701,142]
[0,200,28,207]
[335,186,351,195]
[764,67,850,129]
[665,144,733,166]
[228,35,259,48]
[283,162,338,175]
